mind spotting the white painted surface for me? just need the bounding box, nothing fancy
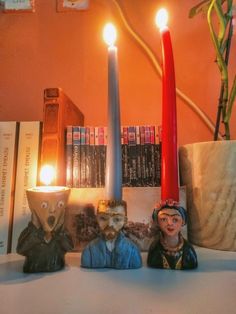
[0,248,236,314]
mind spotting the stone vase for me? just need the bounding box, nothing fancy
[179,140,236,251]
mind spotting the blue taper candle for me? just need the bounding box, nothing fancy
[103,23,122,201]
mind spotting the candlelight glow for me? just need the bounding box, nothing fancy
[40,165,55,185]
[155,8,168,30]
[103,23,117,46]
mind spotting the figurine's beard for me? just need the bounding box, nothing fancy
[103,227,118,240]
[47,215,56,227]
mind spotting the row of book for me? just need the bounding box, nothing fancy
[66,125,162,188]
[0,121,42,255]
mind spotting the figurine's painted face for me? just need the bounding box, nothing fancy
[97,205,127,241]
[157,208,184,238]
[26,190,70,232]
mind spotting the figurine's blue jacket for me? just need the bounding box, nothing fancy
[81,232,142,269]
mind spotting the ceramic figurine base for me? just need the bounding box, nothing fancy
[81,199,142,269]
[147,234,198,270]
[17,222,73,273]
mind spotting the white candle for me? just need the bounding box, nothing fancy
[103,23,122,201]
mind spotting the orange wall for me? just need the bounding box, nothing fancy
[0,0,235,145]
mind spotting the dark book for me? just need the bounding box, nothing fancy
[72,126,81,188]
[66,125,73,188]
[94,127,100,187]
[85,127,91,188]
[154,125,161,186]
[140,126,147,186]
[80,127,86,188]
[150,126,156,186]
[98,127,106,187]
[158,125,162,186]
[136,126,143,187]
[121,126,130,187]
[89,127,95,187]
[144,126,152,186]
[128,126,138,187]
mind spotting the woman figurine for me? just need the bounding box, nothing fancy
[147,201,198,270]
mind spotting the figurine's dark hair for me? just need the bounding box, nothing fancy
[97,199,127,215]
[152,204,187,225]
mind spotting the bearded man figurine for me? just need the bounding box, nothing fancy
[81,200,142,269]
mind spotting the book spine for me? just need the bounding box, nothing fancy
[94,127,99,187]
[154,125,161,186]
[136,126,142,187]
[0,122,18,254]
[150,125,156,187]
[122,126,130,186]
[103,127,107,187]
[140,126,146,186]
[98,127,105,187]
[158,125,162,144]
[145,126,152,186]
[66,125,73,187]
[11,121,41,253]
[80,127,86,187]
[89,127,95,187]
[158,125,162,186]
[128,126,138,187]
[72,126,81,188]
[85,127,90,187]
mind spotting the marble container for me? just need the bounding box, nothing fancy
[179,141,236,251]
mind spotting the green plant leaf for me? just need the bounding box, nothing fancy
[224,76,236,123]
[189,0,211,18]
[189,0,228,18]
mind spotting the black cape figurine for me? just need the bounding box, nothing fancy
[17,187,73,273]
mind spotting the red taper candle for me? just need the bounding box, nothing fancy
[156,9,179,202]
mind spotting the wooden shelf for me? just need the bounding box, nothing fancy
[1,248,235,314]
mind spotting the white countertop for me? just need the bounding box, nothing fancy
[0,247,236,314]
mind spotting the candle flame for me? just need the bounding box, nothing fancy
[103,23,117,46]
[155,8,168,30]
[40,165,55,185]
